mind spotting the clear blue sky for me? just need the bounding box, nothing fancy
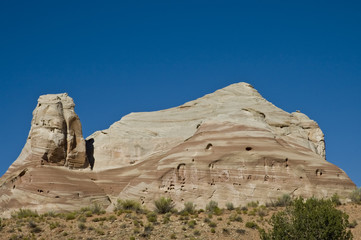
[1,1,360,186]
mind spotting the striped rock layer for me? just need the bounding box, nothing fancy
[0,83,355,216]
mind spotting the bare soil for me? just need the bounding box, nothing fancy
[1,203,361,240]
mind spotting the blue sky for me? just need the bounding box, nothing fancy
[0,1,360,186]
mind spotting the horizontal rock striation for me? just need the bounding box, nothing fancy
[0,83,355,216]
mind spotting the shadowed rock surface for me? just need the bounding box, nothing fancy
[0,83,355,217]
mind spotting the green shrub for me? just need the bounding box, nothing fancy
[146,211,157,223]
[206,200,223,215]
[222,228,230,234]
[236,228,246,234]
[229,213,243,222]
[183,202,196,214]
[245,221,258,229]
[49,221,59,230]
[267,194,292,207]
[193,230,201,236]
[226,202,235,210]
[12,209,39,219]
[65,212,77,220]
[331,193,342,206]
[276,194,292,207]
[208,221,217,228]
[154,197,175,214]
[247,201,259,208]
[211,228,216,233]
[187,219,197,228]
[206,200,218,212]
[0,218,4,231]
[260,197,353,240]
[350,188,361,204]
[89,203,105,215]
[78,222,86,231]
[28,220,42,233]
[115,199,142,213]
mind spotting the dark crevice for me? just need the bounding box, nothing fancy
[86,138,95,170]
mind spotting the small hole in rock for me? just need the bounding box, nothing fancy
[245,147,252,151]
[205,143,213,150]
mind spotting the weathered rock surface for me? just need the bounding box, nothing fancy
[0,83,355,217]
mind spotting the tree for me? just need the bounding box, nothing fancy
[261,197,352,240]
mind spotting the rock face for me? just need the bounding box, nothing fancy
[31,93,87,168]
[0,83,355,216]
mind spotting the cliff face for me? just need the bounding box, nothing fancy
[0,83,355,216]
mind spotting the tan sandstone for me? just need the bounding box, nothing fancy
[0,83,355,217]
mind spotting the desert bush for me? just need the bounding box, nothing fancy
[12,209,39,219]
[229,213,243,222]
[182,202,196,214]
[236,228,246,234]
[188,219,197,228]
[108,215,116,222]
[267,194,292,207]
[331,193,342,206]
[65,212,77,220]
[78,222,86,231]
[115,199,142,213]
[49,221,60,230]
[0,218,4,231]
[247,201,259,208]
[154,197,175,214]
[90,203,105,215]
[348,220,358,228]
[226,202,235,210]
[276,194,292,207]
[193,229,201,236]
[245,221,258,229]
[260,197,352,240]
[28,220,42,233]
[42,211,57,218]
[350,187,361,204]
[208,221,217,228]
[211,228,216,233]
[206,200,218,212]
[146,211,157,223]
[206,200,223,215]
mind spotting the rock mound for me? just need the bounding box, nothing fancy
[0,83,355,216]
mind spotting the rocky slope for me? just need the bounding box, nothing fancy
[0,82,355,217]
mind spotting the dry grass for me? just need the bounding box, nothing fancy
[0,203,360,240]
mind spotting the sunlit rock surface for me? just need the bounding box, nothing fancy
[0,83,355,217]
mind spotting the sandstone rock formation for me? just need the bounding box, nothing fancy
[0,83,355,217]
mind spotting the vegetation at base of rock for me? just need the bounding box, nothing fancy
[182,202,196,215]
[0,195,358,239]
[206,200,222,215]
[11,209,39,219]
[80,203,105,215]
[225,202,234,210]
[154,197,175,214]
[266,194,292,207]
[115,199,143,213]
[260,197,353,240]
[331,193,342,206]
[350,187,361,204]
